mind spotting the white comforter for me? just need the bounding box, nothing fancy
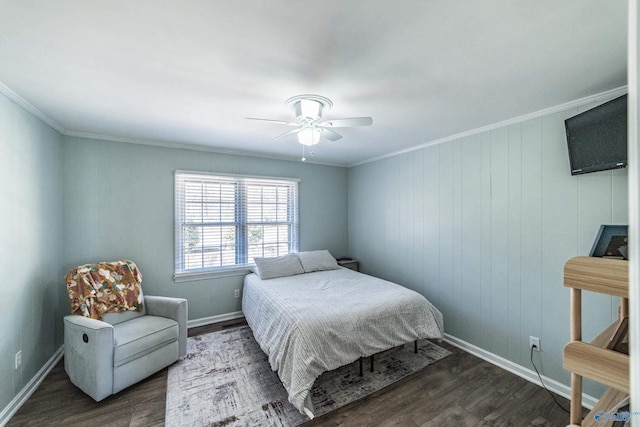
[242,267,444,418]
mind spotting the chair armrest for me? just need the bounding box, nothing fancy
[145,296,188,357]
[63,315,115,401]
[64,314,114,331]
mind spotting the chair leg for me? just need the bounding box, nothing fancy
[415,340,418,353]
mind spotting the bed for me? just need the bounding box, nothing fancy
[241,251,444,418]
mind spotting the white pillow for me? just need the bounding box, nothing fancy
[253,254,304,280]
[296,250,339,273]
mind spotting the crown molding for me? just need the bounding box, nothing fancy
[1,76,626,169]
[0,78,345,167]
[64,130,346,168]
[350,85,629,167]
[0,80,65,134]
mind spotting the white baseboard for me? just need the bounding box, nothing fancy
[0,311,245,426]
[0,346,64,427]
[3,318,593,427]
[188,310,244,329]
[443,333,598,410]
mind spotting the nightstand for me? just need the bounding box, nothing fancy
[337,259,359,272]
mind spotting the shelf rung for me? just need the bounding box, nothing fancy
[564,256,628,297]
[563,342,629,393]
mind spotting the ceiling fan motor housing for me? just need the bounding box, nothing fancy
[285,94,333,122]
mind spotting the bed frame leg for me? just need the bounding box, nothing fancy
[370,354,374,372]
[359,358,363,376]
[414,340,418,354]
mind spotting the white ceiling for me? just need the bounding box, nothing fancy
[0,1,628,166]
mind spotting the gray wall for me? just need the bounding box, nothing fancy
[348,99,628,396]
[63,136,349,320]
[0,94,65,413]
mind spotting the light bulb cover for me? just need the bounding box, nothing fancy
[297,128,321,146]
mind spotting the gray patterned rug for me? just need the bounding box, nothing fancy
[165,326,450,427]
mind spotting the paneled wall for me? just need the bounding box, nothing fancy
[0,94,65,415]
[63,137,349,321]
[348,99,628,396]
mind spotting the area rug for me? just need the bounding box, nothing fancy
[165,326,450,427]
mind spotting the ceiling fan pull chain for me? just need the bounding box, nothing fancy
[301,145,306,162]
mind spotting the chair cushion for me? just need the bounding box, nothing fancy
[113,315,179,367]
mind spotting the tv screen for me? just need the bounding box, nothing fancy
[565,94,627,175]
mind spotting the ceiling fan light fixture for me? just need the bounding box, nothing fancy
[297,127,321,146]
[247,94,372,155]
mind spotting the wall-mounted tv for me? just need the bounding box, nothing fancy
[565,94,627,175]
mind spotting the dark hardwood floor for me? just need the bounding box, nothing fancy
[8,320,580,426]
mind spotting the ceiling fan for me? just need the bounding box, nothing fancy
[246,94,373,147]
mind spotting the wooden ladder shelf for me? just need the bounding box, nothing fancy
[563,256,629,427]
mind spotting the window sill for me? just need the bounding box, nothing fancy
[174,267,253,283]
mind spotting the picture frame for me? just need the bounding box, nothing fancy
[589,225,629,259]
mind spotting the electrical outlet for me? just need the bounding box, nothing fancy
[15,350,21,369]
[529,336,541,352]
[234,289,240,299]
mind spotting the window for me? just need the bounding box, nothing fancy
[174,171,299,279]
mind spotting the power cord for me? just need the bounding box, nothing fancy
[530,345,571,414]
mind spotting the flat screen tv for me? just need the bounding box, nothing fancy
[565,94,627,175]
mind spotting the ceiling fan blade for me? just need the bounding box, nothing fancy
[273,128,302,140]
[320,117,373,127]
[246,118,298,126]
[320,128,342,141]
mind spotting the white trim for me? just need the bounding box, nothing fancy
[64,130,345,167]
[1,77,627,170]
[174,169,302,183]
[188,311,245,329]
[174,171,299,279]
[174,267,252,282]
[0,81,65,134]
[0,346,64,427]
[0,77,341,167]
[443,333,598,410]
[0,313,245,425]
[350,86,629,167]
[627,0,639,417]
[0,323,600,425]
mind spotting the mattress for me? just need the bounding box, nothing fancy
[242,267,444,418]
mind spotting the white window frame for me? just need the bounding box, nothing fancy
[174,170,299,281]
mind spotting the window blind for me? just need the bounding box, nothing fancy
[175,171,299,276]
